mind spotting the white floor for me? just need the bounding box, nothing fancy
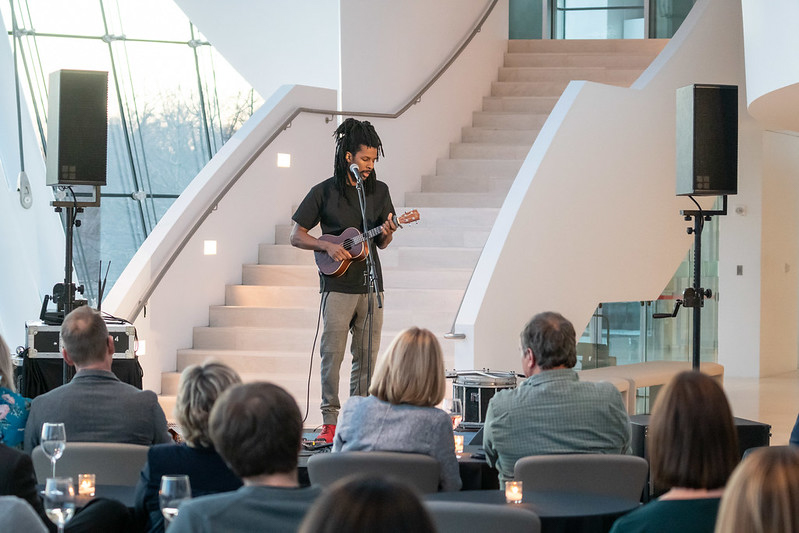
[724,370,799,446]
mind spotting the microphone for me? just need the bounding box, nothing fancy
[349,163,363,184]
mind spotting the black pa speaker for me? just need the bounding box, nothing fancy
[45,70,108,187]
[676,84,738,196]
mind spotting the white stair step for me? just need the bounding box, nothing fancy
[473,112,549,130]
[421,175,514,194]
[259,244,483,270]
[158,396,176,422]
[161,373,181,396]
[461,127,539,144]
[241,264,474,289]
[498,66,641,84]
[178,349,318,374]
[405,191,506,208]
[504,52,660,68]
[435,158,522,177]
[209,305,457,331]
[507,38,669,54]
[191,326,458,354]
[224,285,465,309]
[274,206,498,244]
[400,206,500,226]
[450,142,531,160]
[491,80,570,97]
[273,224,489,250]
[482,96,558,113]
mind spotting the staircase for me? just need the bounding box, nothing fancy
[158,39,668,428]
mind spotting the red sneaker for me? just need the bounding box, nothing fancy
[317,424,336,443]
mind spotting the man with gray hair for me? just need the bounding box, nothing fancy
[24,306,171,451]
[483,311,631,486]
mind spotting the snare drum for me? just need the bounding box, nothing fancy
[452,370,517,428]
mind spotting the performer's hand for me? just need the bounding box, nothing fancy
[324,241,352,262]
[380,213,398,236]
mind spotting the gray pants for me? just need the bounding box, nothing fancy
[320,291,384,425]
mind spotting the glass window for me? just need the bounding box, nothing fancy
[554,0,645,39]
[2,1,262,298]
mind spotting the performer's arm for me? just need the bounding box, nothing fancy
[375,212,398,249]
[290,222,352,262]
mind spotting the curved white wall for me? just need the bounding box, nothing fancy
[174,0,340,99]
[0,11,65,349]
[741,0,799,132]
[453,0,766,374]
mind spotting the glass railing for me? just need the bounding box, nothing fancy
[577,203,719,370]
[510,0,697,40]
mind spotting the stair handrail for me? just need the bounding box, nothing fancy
[125,0,501,322]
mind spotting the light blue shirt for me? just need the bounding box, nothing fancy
[333,395,462,492]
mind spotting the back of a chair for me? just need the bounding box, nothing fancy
[307,451,441,493]
[513,454,648,501]
[425,501,541,533]
[32,442,150,486]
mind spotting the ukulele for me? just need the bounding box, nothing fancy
[314,210,420,277]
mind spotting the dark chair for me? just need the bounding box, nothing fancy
[307,451,441,493]
[513,454,648,501]
[32,442,149,486]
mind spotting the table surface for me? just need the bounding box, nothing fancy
[39,484,137,508]
[425,489,639,518]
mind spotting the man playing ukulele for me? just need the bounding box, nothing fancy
[290,118,398,443]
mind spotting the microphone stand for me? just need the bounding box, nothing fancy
[351,166,382,395]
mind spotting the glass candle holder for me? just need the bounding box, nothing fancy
[453,435,464,455]
[78,474,95,497]
[505,481,523,503]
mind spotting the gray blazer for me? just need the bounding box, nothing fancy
[24,369,171,452]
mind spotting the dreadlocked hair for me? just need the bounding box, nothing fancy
[333,118,384,197]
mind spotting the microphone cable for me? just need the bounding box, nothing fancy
[302,287,327,425]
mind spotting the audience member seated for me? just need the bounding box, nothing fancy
[299,475,436,533]
[790,412,799,446]
[484,312,631,486]
[169,382,322,533]
[332,327,462,492]
[134,361,243,533]
[714,446,799,533]
[609,371,739,533]
[25,306,172,452]
[0,442,131,533]
[0,333,29,448]
[24,307,171,451]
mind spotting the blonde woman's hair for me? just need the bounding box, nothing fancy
[175,361,241,447]
[715,446,799,533]
[368,328,446,407]
[0,334,15,393]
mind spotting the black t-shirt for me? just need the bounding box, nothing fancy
[292,176,395,294]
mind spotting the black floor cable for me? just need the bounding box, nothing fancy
[302,291,327,425]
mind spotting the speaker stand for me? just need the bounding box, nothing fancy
[679,195,727,370]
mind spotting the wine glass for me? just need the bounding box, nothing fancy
[450,398,463,430]
[159,475,192,526]
[41,423,67,478]
[44,477,75,533]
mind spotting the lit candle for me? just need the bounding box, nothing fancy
[78,474,95,497]
[505,481,523,503]
[454,435,464,456]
